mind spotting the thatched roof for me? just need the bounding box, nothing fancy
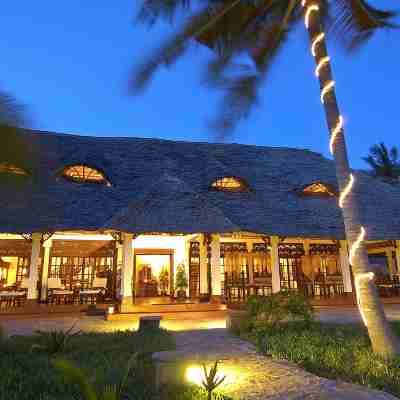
[0,129,399,240]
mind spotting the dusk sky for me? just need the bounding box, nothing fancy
[1,1,399,169]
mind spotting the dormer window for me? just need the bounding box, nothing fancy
[301,182,336,197]
[61,165,111,186]
[0,163,29,176]
[210,177,250,192]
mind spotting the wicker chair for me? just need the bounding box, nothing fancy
[47,278,74,305]
[79,277,107,304]
[0,279,28,308]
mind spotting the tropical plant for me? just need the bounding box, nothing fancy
[52,353,138,400]
[200,361,226,400]
[31,324,82,355]
[132,0,400,356]
[363,142,400,180]
[175,263,188,291]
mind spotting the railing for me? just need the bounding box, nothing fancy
[224,283,273,303]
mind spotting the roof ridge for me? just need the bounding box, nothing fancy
[23,128,327,158]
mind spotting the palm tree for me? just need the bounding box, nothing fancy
[363,142,400,180]
[131,0,399,356]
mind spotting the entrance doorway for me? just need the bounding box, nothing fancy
[134,250,174,297]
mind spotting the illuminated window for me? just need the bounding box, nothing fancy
[302,182,336,197]
[210,177,249,192]
[0,163,29,176]
[62,165,111,186]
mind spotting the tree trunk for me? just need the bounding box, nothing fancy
[303,1,400,356]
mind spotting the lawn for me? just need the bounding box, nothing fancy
[0,326,219,400]
[238,321,400,397]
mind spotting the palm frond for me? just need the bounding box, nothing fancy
[208,17,291,139]
[130,8,212,93]
[0,90,26,127]
[136,0,193,26]
[329,0,398,50]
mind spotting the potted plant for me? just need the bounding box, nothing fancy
[158,267,169,296]
[175,263,188,300]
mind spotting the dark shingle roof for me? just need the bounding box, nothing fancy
[0,129,399,240]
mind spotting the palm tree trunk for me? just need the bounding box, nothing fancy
[302,0,399,356]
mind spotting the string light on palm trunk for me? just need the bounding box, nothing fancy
[302,0,373,324]
[315,56,330,77]
[354,271,374,326]
[311,32,325,56]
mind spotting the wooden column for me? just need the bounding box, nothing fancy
[386,248,395,277]
[184,239,191,297]
[27,233,41,301]
[40,238,52,301]
[120,233,134,311]
[210,234,221,298]
[199,234,208,295]
[248,246,254,285]
[271,236,281,293]
[396,241,400,275]
[339,240,353,293]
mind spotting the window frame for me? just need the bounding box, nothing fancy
[300,182,337,198]
[0,163,29,177]
[60,164,111,186]
[209,176,250,193]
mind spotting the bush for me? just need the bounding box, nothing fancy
[246,291,314,331]
[31,324,82,355]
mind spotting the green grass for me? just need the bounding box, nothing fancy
[0,327,204,400]
[239,321,400,397]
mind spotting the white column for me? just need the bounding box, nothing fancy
[340,240,353,293]
[210,234,221,297]
[27,233,41,300]
[386,248,395,277]
[396,241,400,275]
[271,236,281,293]
[199,234,208,295]
[120,233,134,305]
[40,238,52,301]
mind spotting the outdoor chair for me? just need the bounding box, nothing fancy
[47,277,74,305]
[79,277,107,304]
[0,278,28,308]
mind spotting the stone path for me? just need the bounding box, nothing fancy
[167,329,398,400]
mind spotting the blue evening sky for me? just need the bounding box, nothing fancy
[1,1,399,169]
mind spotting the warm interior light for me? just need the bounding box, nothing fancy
[108,306,115,315]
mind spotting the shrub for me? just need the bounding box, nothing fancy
[246,291,314,331]
[31,323,82,355]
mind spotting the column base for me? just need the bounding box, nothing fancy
[210,295,222,304]
[24,299,40,309]
[119,296,134,313]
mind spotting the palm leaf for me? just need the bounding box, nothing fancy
[137,0,193,26]
[329,0,398,50]
[208,14,291,138]
[130,7,212,93]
